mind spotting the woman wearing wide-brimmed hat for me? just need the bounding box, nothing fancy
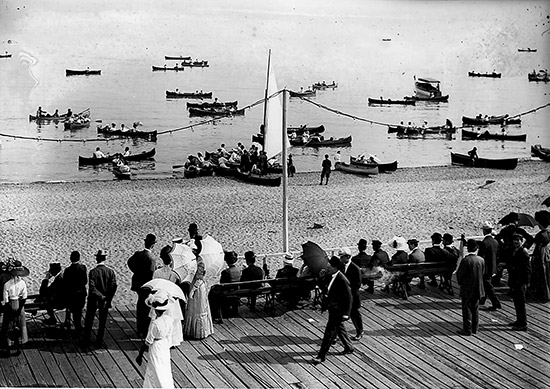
[1,259,30,355]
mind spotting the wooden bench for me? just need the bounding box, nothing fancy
[24,294,67,328]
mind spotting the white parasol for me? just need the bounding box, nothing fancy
[141,278,186,301]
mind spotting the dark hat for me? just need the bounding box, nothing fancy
[407,238,419,245]
[431,232,442,243]
[145,234,157,244]
[70,251,80,262]
[96,249,107,258]
[224,251,238,265]
[244,251,256,262]
[328,255,341,268]
[48,262,62,276]
[10,260,30,277]
[372,239,382,247]
[358,238,367,247]
[443,233,454,243]
[188,223,198,232]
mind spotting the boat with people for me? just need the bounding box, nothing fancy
[290,135,352,147]
[528,70,549,82]
[312,81,338,90]
[450,152,518,170]
[461,129,527,142]
[531,144,550,161]
[289,89,316,97]
[462,114,511,125]
[214,165,281,186]
[368,97,415,105]
[387,120,455,134]
[63,109,92,130]
[29,113,70,122]
[518,48,537,52]
[165,55,192,60]
[188,107,245,117]
[112,165,132,180]
[334,162,379,175]
[287,125,325,134]
[404,76,449,102]
[179,59,209,67]
[97,125,158,141]
[78,148,156,165]
[152,65,185,71]
[66,69,101,76]
[468,71,501,78]
[186,100,238,109]
[349,157,398,173]
[166,90,213,99]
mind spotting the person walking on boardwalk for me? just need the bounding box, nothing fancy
[531,210,550,303]
[320,154,332,185]
[456,239,485,336]
[339,247,363,340]
[128,233,157,338]
[507,234,532,331]
[63,251,88,338]
[136,290,175,389]
[82,250,117,348]
[313,256,354,364]
[477,222,502,311]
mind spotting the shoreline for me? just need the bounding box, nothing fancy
[1,160,548,305]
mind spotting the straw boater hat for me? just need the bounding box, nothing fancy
[145,290,171,311]
[337,247,351,257]
[388,236,408,251]
[283,253,294,265]
[481,221,494,230]
[9,259,30,277]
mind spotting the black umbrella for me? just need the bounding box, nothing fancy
[543,195,550,207]
[301,241,329,277]
[498,212,538,228]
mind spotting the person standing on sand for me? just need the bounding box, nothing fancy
[320,154,331,185]
[128,234,157,338]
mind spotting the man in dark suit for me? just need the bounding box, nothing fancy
[127,233,157,337]
[63,251,88,337]
[339,247,363,340]
[313,256,354,364]
[456,239,485,336]
[477,222,502,310]
[82,250,118,348]
[210,251,242,322]
[240,251,265,311]
[351,239,374,291]
[424,232,450,287]
[39,262,66,325]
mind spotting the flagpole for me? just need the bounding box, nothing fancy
[262,49,271,132]
[282,88,289,253]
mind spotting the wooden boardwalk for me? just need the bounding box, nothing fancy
[1,280,549,388]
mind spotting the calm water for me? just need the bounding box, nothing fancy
[0,0,549,183]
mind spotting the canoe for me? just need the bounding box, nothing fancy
[188,107,245,117]
[349,157,398,173]
[166,90,213,99]
[153,66,185,71]
[78,148,156,165]
[461,129,527,142]
[528,72,549,82]
[214,165,281,186]
[165,55,192,60]
[29,114,70,122]
[468,72,501,78]
[450,152,517,170]
[404,95,449,102]
[66,69,101,76]
[312,82,337,90]
[64,120,90,130]
[290,135,352,147]
[531,145,550,161]
[180,60,209,67]
[518,48,537,52]
[289,89,316,97]
[368,98,415,105]
[287,125,325,134]
[0,53,12,58]
[97,125,158,141]
[335,162,379,175]
[462,114,509,125]
[186,101,238,109]
[389,124,456,135]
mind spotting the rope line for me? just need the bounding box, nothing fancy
[0,90,548,142]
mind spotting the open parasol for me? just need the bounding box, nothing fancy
[543,196,550,207]
[498,212,538,228]
[141,278,185,301]
[301,241,329,277]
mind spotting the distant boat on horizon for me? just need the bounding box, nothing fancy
[518,48,537,52]
[382,38,392,41]
[0,52,12,58]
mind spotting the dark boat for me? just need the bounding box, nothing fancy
[334,162,379,175]
[153,66,185,71]
[368,97,415,105]
[468,71,501,78]
[531,144,550,161]
[349,157,398,173]
[462,114,510,126]
[78,148,156,165]
[175,164,215,178]
[186,100,238,109]
[97,125,158,141]
[0,53,12,58]
[405,95,449,102]
[528,70,549,82]
[188,107,245,117]
[165,55,192,60]
[312,82,338,90]
[66,69,101,76]
[29,113,70,122]
[64,120,90,130]
[287,125,325,134]
[291,135,352,147]
[180,60,209,67]
[461,129,527,142]
[113,167,132,180]
[214,165,281,186]
[289,89,316,97]
[388,122,455,135]
[450,152,517,170]
[166,90,213,99]
[518,48,537,52]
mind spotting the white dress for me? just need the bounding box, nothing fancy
[151,269,184,347]
[143,314,174,389]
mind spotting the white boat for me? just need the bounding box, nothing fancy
[409,76,449,101]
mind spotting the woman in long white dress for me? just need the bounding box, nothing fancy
[136,290,174,389]
[1,259,29,355]
[183,237,214,339]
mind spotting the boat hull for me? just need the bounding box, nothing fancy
[450,152,517,170]
[468,72,501,78]
[186,101,238,109]
[368,98,415,105]
[290,135,352,147]
[335,162,379,175]
[97,126,158,141]
[349,157,398,172]
[462,115,509,125]
[531,145,550,161]
[188,107,245,117]
[214,166,281,186]
[166,91,213,99]
[78,148,156,165]
[461,129,526,141]
[165,56,191,60]
[66,69,101,76]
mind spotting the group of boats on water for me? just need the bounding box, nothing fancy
[152,55,209,71]
[288,81,338,97]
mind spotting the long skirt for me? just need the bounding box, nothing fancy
[148,301,183,347]
[183,280,214,339]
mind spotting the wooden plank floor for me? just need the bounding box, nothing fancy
[1,279,548,388]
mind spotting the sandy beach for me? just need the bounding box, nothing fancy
[1,160,548,305]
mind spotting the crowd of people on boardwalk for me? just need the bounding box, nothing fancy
[0,210,548,378]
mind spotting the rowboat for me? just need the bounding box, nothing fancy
[97,126,158,141]
[64,119,90,130]
[214,165,281,186]
[404,95,449,102]
[528,70,549,82]
[289,89,316,97]
[113,167,132,180]
[66,69,101,76]
[450,152,518,170]
[518,48,537,52]
[188,107,245,117]
[29,113,70,122]
[408,76,449,102]
[0,53,12,58]
[186,101,238,109]
[180,60,209,67]
[153,66,185,71]
[368,97,415,106]
[334,162,379,175]
[531,144,550,161]
[175,164,215,178]
[468,71,501,78]
[461,129,527,142]
[291,135,352,147]
[165,55,192,60]
[287,125,325,134]
[166,90,213,99]
[78,148,156,165]
[312,82,337,90]
[388,122,455,135]
[349,157,398,173]
[462,114,510,126]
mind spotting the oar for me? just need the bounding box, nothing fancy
[172,164,185,169]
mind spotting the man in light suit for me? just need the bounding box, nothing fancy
[477,222,502,310]
[339,247,363,340]
[456,239,485,336]
[313,256,354,364]
[127,233,157,338]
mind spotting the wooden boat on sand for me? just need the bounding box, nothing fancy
[78,148,156,165]
[531,144,550,161]
[335,162,378,175]
[349,157,398,173]
[450,152,517,170]
[214,165,281,186]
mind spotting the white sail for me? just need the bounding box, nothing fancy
[263,68,289,159]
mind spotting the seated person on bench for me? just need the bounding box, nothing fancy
[275,253,300,307]
[209,251,241,322]
[407,238,426,289]
[424,233,451,287]
[37,262,66,325]
[442,233,460,289]
[239,251,265,311]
